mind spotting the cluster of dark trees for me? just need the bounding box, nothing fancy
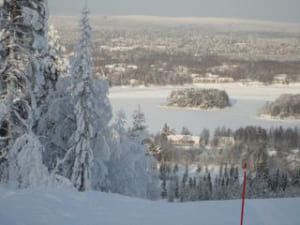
[151,125,300,165]
[159,162,300,202]
[166,88,230,109]
[225,60,300,84]
[149,124,300,202]
[259,94,300,119]
[206,125,300,151]
[233,126,300,151]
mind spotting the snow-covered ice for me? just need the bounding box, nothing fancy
[0,186,299,225]
[109,83,300,134]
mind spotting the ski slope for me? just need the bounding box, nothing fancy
[0,186,299,225]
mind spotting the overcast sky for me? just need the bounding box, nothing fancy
[49,0,300,23]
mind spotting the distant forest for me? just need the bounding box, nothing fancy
[93,51,300,86]
[260,94,300,119]
[148,125,300,201]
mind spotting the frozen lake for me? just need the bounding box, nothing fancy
[109,83,300,134]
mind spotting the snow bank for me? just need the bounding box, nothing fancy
[0,186,299,225]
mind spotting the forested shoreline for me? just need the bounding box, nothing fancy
[259,94,300,120]
[148,124,300,201]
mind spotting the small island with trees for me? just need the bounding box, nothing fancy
[259,94,300,120]
[166,88,231,110]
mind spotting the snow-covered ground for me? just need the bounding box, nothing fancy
[0,186,299,225]
[109,83,300,134]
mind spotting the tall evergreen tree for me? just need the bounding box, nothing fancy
[252,144,270,197]
[128,104,147,139]
[47,11,112,190]
[162,123,172,138]
[36,26,71,174]
[200,128,210,146]
[43,25,69,96]
[63,7,95,191]
[0,0,52,186]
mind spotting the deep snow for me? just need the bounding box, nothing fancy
[0,186,299,225]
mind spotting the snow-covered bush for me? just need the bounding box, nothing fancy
[108,109,160,199]
[37,76,75,172]
[8,133,49,188]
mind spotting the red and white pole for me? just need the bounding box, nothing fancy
[240,163,247,225]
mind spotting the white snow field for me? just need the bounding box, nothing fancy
[0,186,299,225]
[109,83,300,134]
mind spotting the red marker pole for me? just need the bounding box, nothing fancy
[240,163,247,225]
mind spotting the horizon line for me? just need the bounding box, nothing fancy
[50,14,300,25]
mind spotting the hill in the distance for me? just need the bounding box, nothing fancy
[51,15,300,34]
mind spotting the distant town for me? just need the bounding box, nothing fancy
[52,16,300,86]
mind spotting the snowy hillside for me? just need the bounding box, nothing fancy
[0,186,299,225]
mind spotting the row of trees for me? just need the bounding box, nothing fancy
[259,94,300,120]
[160,163,300,202]
[151,124,300,165]
[149,124,300,201]
[168,125,300,152]
[0,1,159,198]
[153,123,300,152]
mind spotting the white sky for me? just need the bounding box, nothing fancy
[48,0,300,23]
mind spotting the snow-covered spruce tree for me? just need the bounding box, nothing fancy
[0,0,51,187]
[8,0,64,115]
[0,1,10,92]
[2,1,66,131]
[57,8,112,191]
[63,8,94,191]
[6,0,50,110]
[128,104,148,139]
[43,25,69,95]
[0,1,11,182]
[252,144,270,198]
[36,26,71,173]
[108,109,160,199]
[128,106,159,198]
[179,166,189,202]
[107,111,134,195]
[167,168,179,202]
[89,76,112,191]
[37,75,75,172]
[5,49,50,189]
